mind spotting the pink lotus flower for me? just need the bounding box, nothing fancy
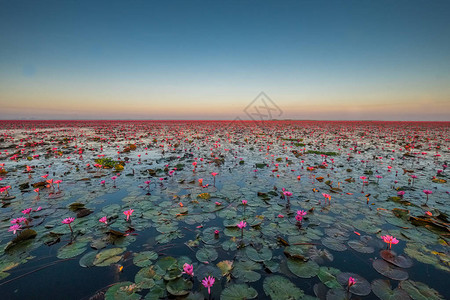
[99,216,108,225]
[9,224,22,235]
[237,221,247,229]
[277,214,284,218]
[123,209,134,221]
[215,201,221,206]
[211,172,218,177]
[297,210,307,216]
[182,263,194,276]
[242,199,247,205]
[22,208,32,215]
[381,235,399,249]
[283,191,293,197]
[202,276,215,294]
[62,217,74,224]
[11,217,27,224]
[295,215,303,222]
[423,190,433,195]
[348,277,356,286]
[397,191,405,196]
[62,217,75,234]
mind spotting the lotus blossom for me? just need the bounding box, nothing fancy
[348,277,356,290]
[182,263,194,276]
[423,189,433,202]
[22,208,32,215]
[62,217,75,234]
[9,224,22,235]
[202,276,215,294]
[397,191,405,197]
[237,221,247,229]
[381,235,399,249]
[242,199,247,205]
[62,217,74,224]
[123,209,134,221]
[99,216,108,225]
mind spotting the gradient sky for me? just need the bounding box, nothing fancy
[0,0,449,120]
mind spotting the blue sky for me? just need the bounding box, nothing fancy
[0,0,449,120]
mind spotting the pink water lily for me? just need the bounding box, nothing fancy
[202,276,215,295]
[182,263,194,276]
[381,235,399,249]
[62,217,75,234]
[9,224,22,235]
[123,209,134,221]
[99,216,108,225]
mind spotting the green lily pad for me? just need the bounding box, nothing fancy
[336,272,371,296]
[221,283,258,300]
[166,277,193,296]
[263,275,304,300]
[57,242,88,259]
[133,251,158,267]
[105,281,141,300]
[380,250,413,268]
[79,251,98,267]
[196,247,218,263]
[287,258,319,278]
[373,259,409,280]
[399,280,444,300]
[231,260,261,282]
[318,267,341,289]
[371,279,410,300]
[246,246,272,262]
[93,247,124,267]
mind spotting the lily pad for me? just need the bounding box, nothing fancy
[287,258,319,278]
[196,247,218,263]
[221,283,258,300]
[93,248,124,267]
[105,281,141,300]
[372,259,409,281]
[380,250,413,268]
[263,275,304,300]
[246,246,272,262]
[231,260,261,282]
[133,251,158,267]
[57,242,88,259]
[336,272,371,296]
[166,277,193,296]
[399,280,444,300]
[371,279,410,300]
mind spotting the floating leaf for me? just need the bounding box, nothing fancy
[318,267,341,289]
[57,242,88,259]
[133,251,158,267]
[166,277,193,296]
[287,259,319,278]
[246,246,272,262]
[196,247,218,263]
[105,281,140,300]
[94,248,124,267]
[380,250,413,268]
[399,280,444,300]
[217,260,233,276]
[232,260,261,282]
[336,272,371,296]
[373,259,409,281]
[263,275,304,300]
[371,279,410,300]
[79,251,98,267]
[221,283,258,300]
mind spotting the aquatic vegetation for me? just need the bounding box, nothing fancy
[0,120,448,299]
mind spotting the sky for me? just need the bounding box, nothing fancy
[0,0,449,121]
